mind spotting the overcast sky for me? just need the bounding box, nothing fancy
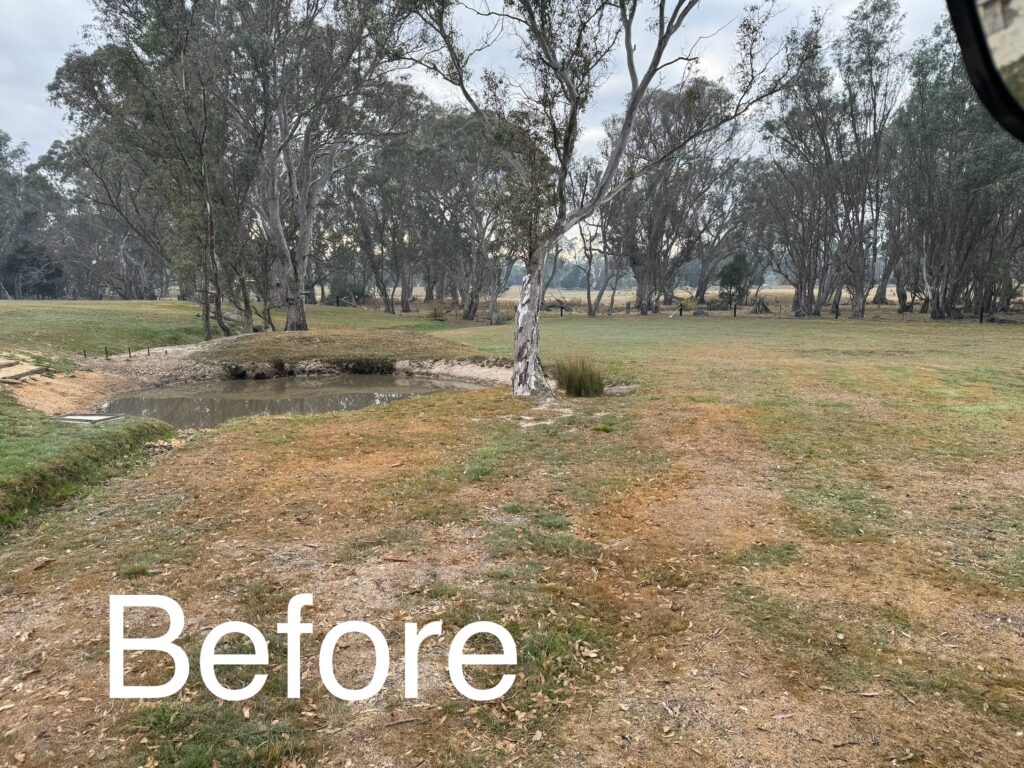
[1,0,947,159]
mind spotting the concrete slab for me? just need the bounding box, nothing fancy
[54,413,126,425]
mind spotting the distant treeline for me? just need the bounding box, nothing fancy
[0,0,1020,327]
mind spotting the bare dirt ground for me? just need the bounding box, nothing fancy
[10,370,142,415]
[7,341,226,415]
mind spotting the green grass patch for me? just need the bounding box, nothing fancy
[422,573,460,599]
[440,581,606,724]
[994,549,1024,589]
[0,300,216,363]
[133,700,313,768]
[727,585,873,688]
[731,541,801,569]
[789,480,891,538]
[0,392,171,531]
[118,556,157,579]
[486,523,600,561]
[535,511,570,530]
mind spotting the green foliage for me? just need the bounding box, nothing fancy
[717,253,751,307]
[552,356,604,397]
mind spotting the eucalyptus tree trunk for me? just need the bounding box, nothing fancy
[607,275,620,315]
[462,291,480,321]
[241,286,254,333]
[584,269,594,316]
[849,287,868,319]
[541,243,560,305]
[489,259,514,326]
[200,272,212,341]
[461,257,482,321]
[284,263,309,329]
[871,256,897,304]
[694,270,712,304]
[585,263,614,317]
[400,262,414,313]
[513,248,551,398]
[489,293,501,326]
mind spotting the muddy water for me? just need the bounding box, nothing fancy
[99,375,477,429]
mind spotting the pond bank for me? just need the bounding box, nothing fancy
[7,333,513,415]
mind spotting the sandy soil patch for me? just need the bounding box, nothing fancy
[8,370,137,415]
[397,358,514,386]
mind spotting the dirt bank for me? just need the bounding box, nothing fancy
[7,370,137,415]
[396,357,514,386]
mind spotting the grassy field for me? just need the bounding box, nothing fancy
[1,301,1023,767]
[0,302,478,527]
[0,300,213,362]
[0,299,463,363]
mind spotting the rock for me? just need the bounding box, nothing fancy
[605,384,638,396]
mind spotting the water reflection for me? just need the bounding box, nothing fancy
[100,375,477,429]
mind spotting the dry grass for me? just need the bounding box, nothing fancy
[2,309,1024,767]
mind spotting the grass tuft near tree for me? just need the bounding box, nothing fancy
[553,357,604,397]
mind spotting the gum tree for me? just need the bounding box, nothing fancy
[417,0,820,396]
[0,132,28,300]
[239,0,421,330]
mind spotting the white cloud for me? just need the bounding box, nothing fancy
[0,0,94,157]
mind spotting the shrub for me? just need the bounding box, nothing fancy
[430,302,449,321]
[552,357,604,397]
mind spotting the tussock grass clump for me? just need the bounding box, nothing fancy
[552,356,604,397]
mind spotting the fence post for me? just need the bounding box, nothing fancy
[104,346,109,360]
[128,347,131,359]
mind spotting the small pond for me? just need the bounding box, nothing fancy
[99,375,477,429]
